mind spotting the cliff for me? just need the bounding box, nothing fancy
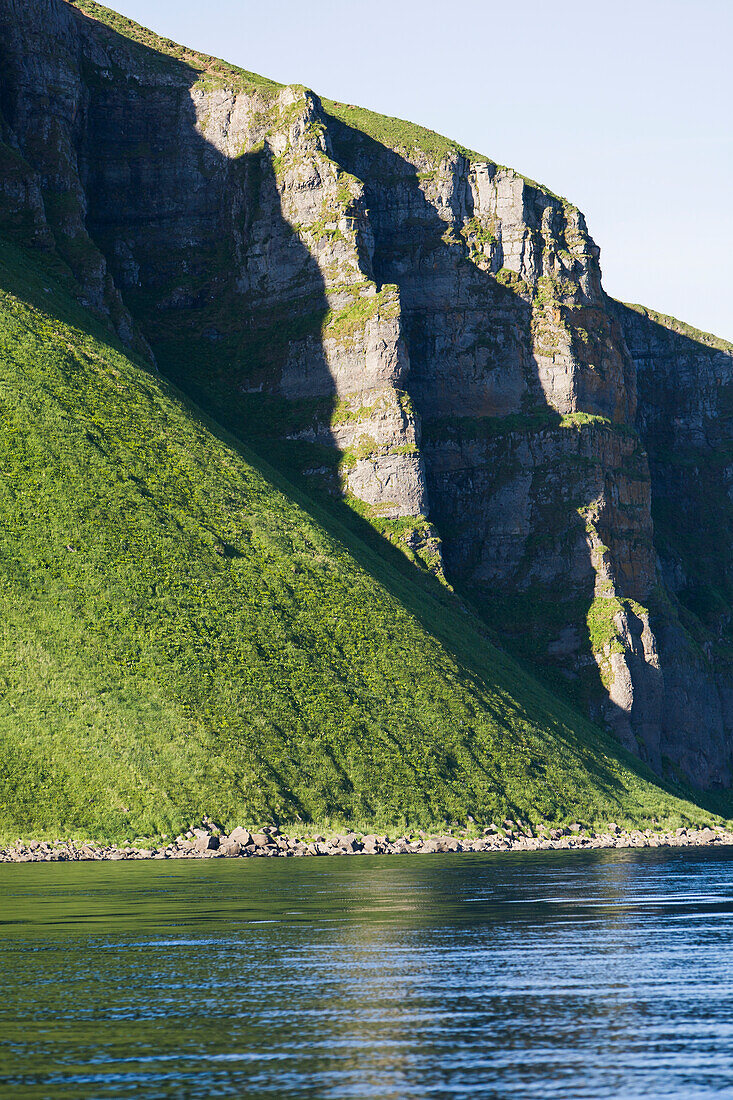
[1,0,731,791]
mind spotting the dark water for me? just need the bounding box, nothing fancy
[2,848,733,1099]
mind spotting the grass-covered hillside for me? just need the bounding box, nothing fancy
[0,239,712,842]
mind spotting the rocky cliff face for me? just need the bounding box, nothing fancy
[1,0,731,787]
[614,303,733,784]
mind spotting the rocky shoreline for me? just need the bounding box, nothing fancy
[2,819,733,863]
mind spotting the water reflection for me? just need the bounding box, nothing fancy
[2,849,733,1098]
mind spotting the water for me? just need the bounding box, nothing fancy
[2,848,733,1099]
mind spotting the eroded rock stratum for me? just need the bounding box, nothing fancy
[1,0,730,786]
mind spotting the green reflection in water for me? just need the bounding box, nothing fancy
[2,849,733,1099]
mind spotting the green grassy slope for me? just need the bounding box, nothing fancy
[321,99,487,164]
[0,238,711,842]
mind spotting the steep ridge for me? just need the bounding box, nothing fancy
[0,237,706,841]
[0,0,730,790]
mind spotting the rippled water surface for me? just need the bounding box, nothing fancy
[3,847,733,1098]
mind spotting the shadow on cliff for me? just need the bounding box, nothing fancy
[17,16,724,814]
[319,114,733,801]
[70,35,337,449]
[611,302,733,790]
[319,123,624,688]
[614,299,733,629]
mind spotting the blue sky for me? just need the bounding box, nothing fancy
[105,0,731,340]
